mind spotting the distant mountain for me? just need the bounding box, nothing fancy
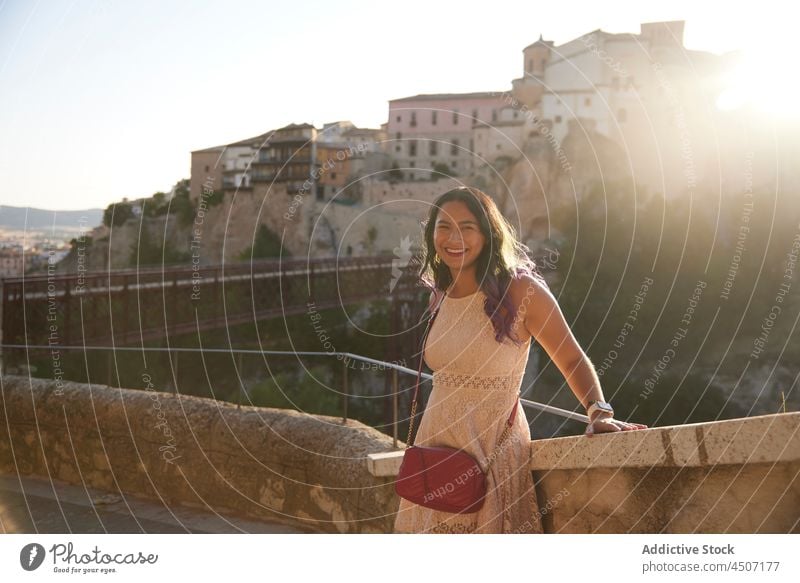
[0,205,103,231]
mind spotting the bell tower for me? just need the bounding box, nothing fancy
[511,34,553,111]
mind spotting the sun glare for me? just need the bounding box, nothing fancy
[716,46,800,118]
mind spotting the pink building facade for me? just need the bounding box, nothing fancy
[386,92,508,179]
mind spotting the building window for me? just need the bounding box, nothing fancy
[472,108,478,123]
[496,144,501,150]
[395,145,401,152]
[430,141,437,155]
[453,110,458,124]
[527,58,533,73]
[451,139,459,155]
[396,115,401,122]
[469,138,474,151]
[204,165,210,172]
[396,132,401,139]
[409,140,417,157]
[617,108,627,122]
[584,97,591,106]
[331,172,337,179]
[555,115,562,123]
[410,111,417,127]
[451,160,457,168]
[492,109,497,122]
[432,111,437,125]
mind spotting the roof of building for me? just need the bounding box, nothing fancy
[228,131,275,147]
[191,130,275,153]
[341,127,382,137]
[525,21,690,54]
[389,91,506,103]
[191,144,227,154]
[322,120,355,129]
[192,123,314,154]
[523,34,555,51]
[276,122,315,131]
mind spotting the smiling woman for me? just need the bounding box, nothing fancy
[393,186,646,534]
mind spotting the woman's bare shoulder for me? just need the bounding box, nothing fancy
[508,272,549,305]
[497,274,543,342]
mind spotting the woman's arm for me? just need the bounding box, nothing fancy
[511,275,647,435]
[510,276,604,412]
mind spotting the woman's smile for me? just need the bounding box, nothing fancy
[443,246,468,258]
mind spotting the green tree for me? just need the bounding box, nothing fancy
[431,162,451,179]
[102,201,133,227]
[143,192,169,217]
[129,227,190,267]
[68,236,93,250]
[173,178,189,197]
[388,162,403,182]
[243,366,341,416]
[366,226,377,253]
[238,224,285,260]
[171,187,196,227]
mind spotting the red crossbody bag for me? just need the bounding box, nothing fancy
[394,289,521,514]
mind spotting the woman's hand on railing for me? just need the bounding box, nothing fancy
[585,414,647,438]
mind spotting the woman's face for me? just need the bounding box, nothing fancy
[433,200,486,273]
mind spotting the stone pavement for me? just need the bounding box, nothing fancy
[0,473,316,534]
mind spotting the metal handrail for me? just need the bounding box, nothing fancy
[0,253,400,284]
[0,343,590,447]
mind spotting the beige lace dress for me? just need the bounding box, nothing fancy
[393,287,544,534]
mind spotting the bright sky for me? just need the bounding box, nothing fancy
[0,0,791,210]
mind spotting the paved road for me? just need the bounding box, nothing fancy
[0,473,315,534]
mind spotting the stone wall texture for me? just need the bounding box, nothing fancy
[0,375,398,533]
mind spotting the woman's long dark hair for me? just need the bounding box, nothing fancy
[418,186,547,346]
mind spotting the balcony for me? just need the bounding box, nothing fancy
[251,171,277,182]
[221,177,252,189]
[255,155,312,165]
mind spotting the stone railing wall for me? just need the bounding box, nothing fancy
[369,411,800,533]
[4,375,797,534]
[0,375,398,534]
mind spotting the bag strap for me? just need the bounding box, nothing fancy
[405,288,445,447]
[405,288,522,471]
